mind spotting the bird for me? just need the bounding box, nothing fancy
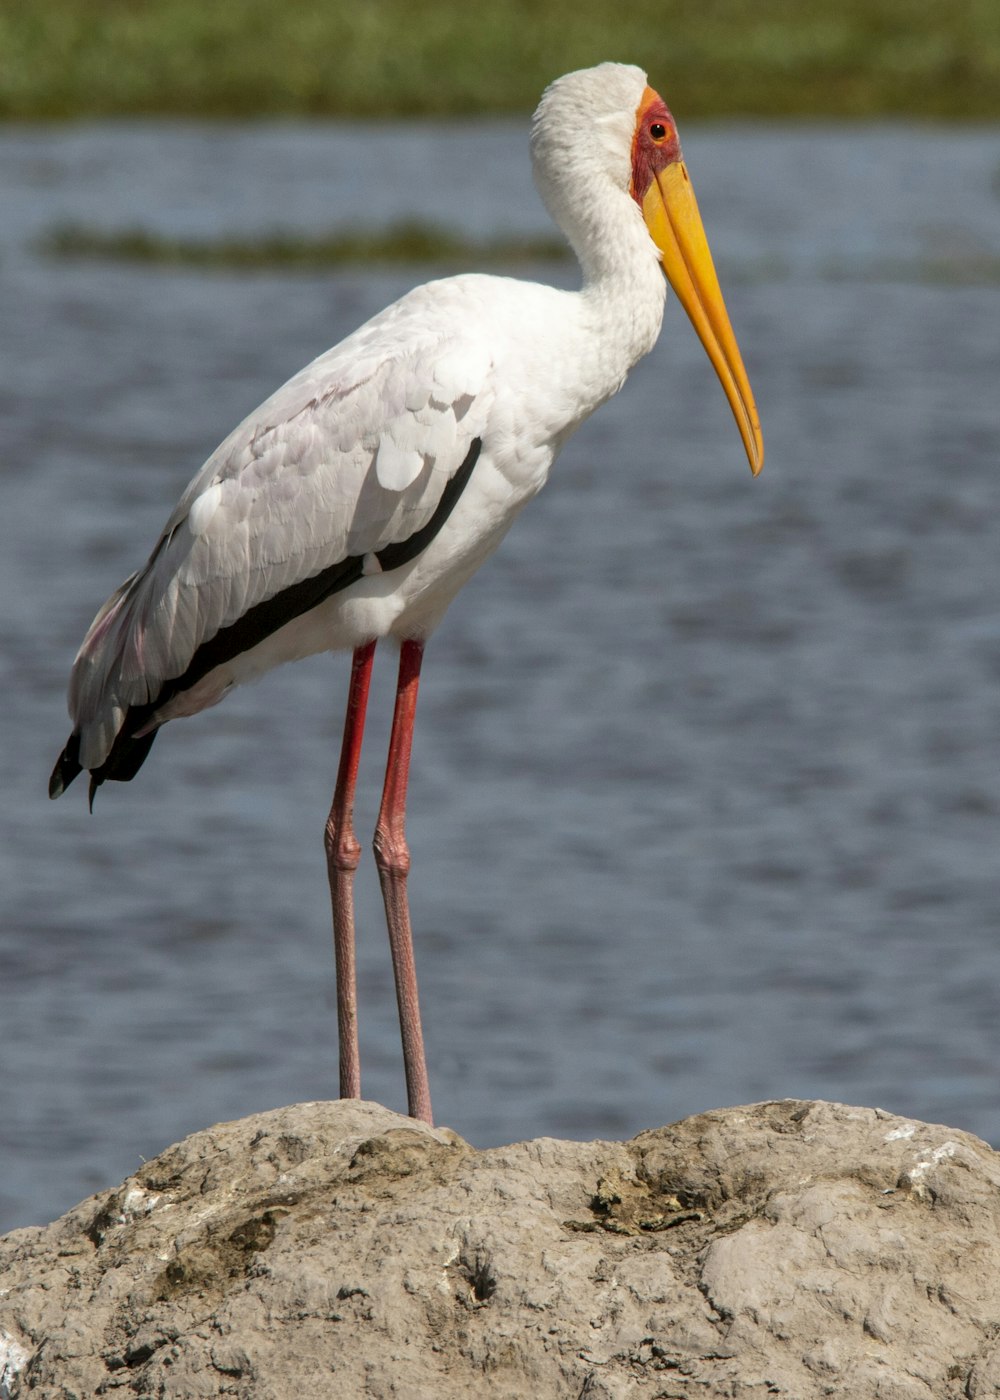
[50,62,763,1128]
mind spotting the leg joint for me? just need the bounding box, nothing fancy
[373,821,410,878]
[325,817,362,872]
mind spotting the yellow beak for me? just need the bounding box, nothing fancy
[641,161,763,475]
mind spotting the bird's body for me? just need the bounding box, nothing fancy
[62,263,663,782]
[51,63,762,1123]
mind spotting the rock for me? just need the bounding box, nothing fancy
[2,1098,999,1398]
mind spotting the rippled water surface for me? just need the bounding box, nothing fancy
[2,121,999,1231]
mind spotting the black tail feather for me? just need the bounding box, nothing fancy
[88,721,160,805]
[50,719,160,806]
[49,732,83,799]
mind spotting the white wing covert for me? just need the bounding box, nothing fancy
[68,309,494,764]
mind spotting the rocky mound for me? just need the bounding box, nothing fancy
[2,1098,999,1397]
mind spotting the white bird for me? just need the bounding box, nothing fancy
[50,63,763,1126]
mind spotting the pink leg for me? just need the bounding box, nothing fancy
[373,639,433,1124]
[324,640,376,1102]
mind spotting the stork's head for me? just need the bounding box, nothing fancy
[531,63,763,476]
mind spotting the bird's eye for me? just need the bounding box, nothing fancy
[649,122,667,142]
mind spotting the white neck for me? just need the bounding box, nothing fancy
[530,64,668,398]
[574,183,668,374]
[531,179,667,431]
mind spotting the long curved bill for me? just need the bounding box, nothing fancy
[641,162,764,475]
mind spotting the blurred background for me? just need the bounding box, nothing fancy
[2,0,999,1232]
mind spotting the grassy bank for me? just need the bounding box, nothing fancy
[1,0,998,121]
[37,221,569,271]
[36,221,1000,282]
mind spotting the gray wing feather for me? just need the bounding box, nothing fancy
[69,292,494,763]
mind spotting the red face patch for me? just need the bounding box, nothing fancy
[630,87,682,206]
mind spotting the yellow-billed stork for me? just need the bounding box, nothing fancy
[50,63,763,1125]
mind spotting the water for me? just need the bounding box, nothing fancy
[1,120,998,1233]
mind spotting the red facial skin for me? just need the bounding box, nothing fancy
[630,89,683,207]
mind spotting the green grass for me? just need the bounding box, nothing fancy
[36,220,570,270]
[832,254,1000,285]
[2,0,999,120]
[37,225,1000,282]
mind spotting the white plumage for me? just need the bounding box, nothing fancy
[51,62,762,1125]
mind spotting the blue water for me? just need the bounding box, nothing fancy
[1,120,999,1232]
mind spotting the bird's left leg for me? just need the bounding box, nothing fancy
[325,639,376,1102]
[373,638,433,1125]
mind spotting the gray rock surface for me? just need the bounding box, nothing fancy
[2,1098,1000,1398]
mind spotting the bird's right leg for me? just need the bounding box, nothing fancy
[373,639,433,1125]
[324,639,376,1101]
